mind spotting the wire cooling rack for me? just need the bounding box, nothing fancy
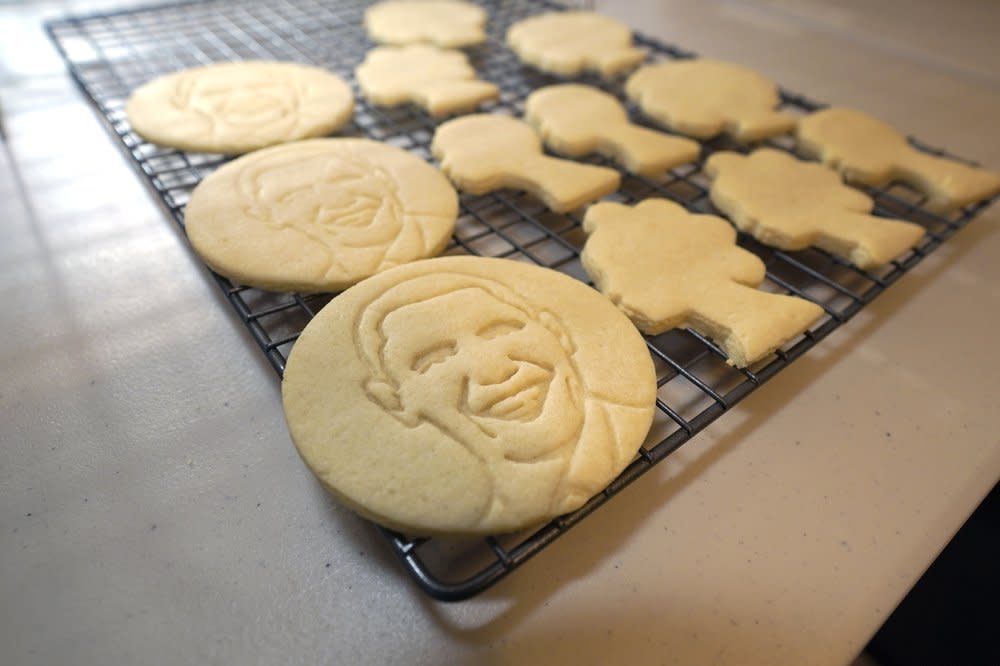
[47,0,997,601]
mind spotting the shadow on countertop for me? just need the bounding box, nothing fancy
[865,481,1000,666]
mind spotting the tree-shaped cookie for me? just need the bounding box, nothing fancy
[797,107,1000,212]
[582,199,823,367]
[356,45,498,117]
[625,59,796,142]
[705,149,926,269]
[364,0,486,48]
[431,114,620,213]
[525,84,700,176]
[506,11,645,78]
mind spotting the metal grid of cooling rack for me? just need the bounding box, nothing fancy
[47,0,996,601]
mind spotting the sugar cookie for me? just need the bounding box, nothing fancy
[355,45,498,117]
[184,139,457,293]
[582,199,823,368]
[525,84,700,176]
[282,256,656,535]
[431,114,620,212]
[705,149,926,269]
[364,0,487,48]
[625,59,796,142]
[126,61,353,154]
[506,11,645,78]
[797,107,1000,212]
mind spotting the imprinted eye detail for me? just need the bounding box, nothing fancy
[475,319,525,339]
[412,341,457,373]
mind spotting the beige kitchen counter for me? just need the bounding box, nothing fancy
[1,1,998,664]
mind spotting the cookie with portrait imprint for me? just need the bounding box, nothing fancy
[282,256,657,535]
[364,0,487,48]
[525,83,700,176]
[126,61,353,154]
[431,114,620,213]
[582,198,824,368]
[184,138,457,293]
[506,11,645,78]
[797,107,1000,212]
[705,149,926,269]
[355,45,498,117]
[625,59,795,142]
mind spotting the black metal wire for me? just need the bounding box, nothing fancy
[46,0,997,602]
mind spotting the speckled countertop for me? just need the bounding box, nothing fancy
[2,1,999,664]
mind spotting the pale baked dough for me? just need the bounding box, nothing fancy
[525,84,700,176]
[582,199,823,368]
[506,11,645,78]
[184,138,457,293]
[125,61,353,154]
[364,0,487,48]
[705,149,926,269]
[355,45,498,117]
[431,114,620,213]
[797,107,1000,212]
[625,59,796,142]
[282,256,656,535]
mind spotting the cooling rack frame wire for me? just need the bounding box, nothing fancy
[46,0,998,602]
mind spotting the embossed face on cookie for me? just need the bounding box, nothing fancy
[238,148,405,251]
[359,275,586,464]
[172,68,302,135]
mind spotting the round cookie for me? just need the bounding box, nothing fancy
[184,139,458,293]
[126,61,353,154]
[282,256,657,535]
[364,0,487,48]
[625,59,795,142]
[506,11,646,78]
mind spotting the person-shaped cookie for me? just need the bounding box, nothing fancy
[282,256,656,534]
[582,199,824,368]
[431,114,620,213]
[705,149,926,269]
[364,0,487,48]
[625,59,796,142]
[506,11,646,78]
[797,107,1000,212]
[356,45,498,117]
[525,84,700,176]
